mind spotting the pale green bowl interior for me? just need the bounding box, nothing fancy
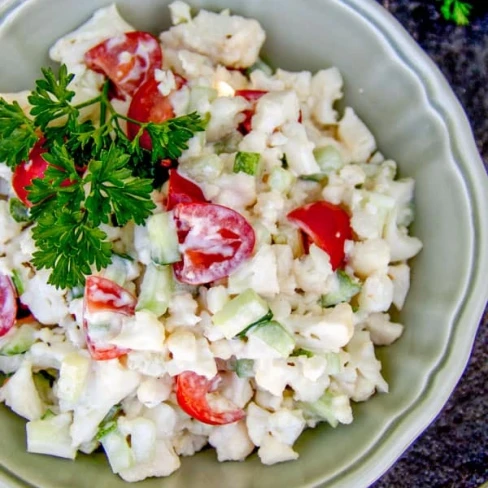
[0,0,487,487]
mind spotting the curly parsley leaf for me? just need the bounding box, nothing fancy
[31,208,112,289]
[28,65,78,130]
[440,0,472,25]
[0,99,38,168]
[145,112,207,162]
[84,145,156,227]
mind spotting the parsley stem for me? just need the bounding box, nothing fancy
[99,81,110,126]
[73,95,102,111]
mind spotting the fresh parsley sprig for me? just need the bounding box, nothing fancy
[0,64,206,289]
[440,0,473,25]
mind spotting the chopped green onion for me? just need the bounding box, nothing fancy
[234,151,261,176]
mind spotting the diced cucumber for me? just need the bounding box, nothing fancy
[101,254,130,286]
[249,321,295,358]
[213,132,243,155]
[299,174,328,183]
[268,166,295,193]
[146,212,180,265]
[33,371,56,405]
[188,86,218,114]
[27,412,77,459]
[0,324,37,355]
[234,359,254,378]
[325,352,341,375]
[313,145,344,174]
[244,57,274,77]
[212,289,270,339]
[69,285,84,300]
[96,404,123,441]
[233,152,261,176]
[136,263,174,317]
[179,154,224,182]
[101,429,134,474]
[57,352,91,404]
[9,197,31,223]
[11,269,24,295]
[299,391,340,428]
[291,348,314,358]
[320,270,361,308]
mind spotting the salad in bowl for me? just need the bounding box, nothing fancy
[0,1,423,482]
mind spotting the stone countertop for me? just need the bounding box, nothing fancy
[372,1,488,487]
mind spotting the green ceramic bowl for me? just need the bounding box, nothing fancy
[0,0,487,487]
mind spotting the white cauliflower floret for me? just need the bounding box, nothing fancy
[168,0,192,25]
[309,67,343,125]
[273,244,297,295]
[173,431,208,457]
[254,358,294,397]
[357,272,394,313]
[208,420,254,461]
[0,200,22,248]
[268,409,306,446]
[388,263,411,310]
[252,91,300,134]
[206,96,248,141]
[250,69,286,91]
[238,130,267,153]
[258,434,299,465]
[211,172,257,210]
[165,293,201,329]
[118,417,157,464]
[219,372,253,409]
[137,377,173,408]
[338,108,376,163]
[50,5,134,76]
[253,191,286,234]
[205,285,230,314]
[126,351,168,377]
[143,402,179,438]
[246,402,271,446]
[166,331,217,379]
[281,122,320,176]
[293,244,334,295]
[228,244,279,298]
[26,341,78,370]
[160,8,265,68]
[384,210,423,262]
[274,69,312,102]
[364,313,404,346]
[20,269,70,325]
[108,311,165,352]
[254,389,282,411]
[287,303,354,353]
[119,440,181,482]
[348,238,390,279]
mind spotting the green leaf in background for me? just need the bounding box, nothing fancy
[440,0,473,25]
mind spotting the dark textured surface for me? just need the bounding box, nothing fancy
[372,1,488,487]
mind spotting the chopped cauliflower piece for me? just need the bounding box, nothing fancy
[160,9,265,68]
[208,420,254,461]
[258,434,299,465]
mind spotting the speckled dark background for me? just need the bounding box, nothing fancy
[371,1,488,487]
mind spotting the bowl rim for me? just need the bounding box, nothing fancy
[0,0,487,487]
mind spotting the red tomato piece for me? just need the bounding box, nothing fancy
[176,371,246,425]
[12,139,48,207]
[0,274,17,338]
[83,276,136,360]
[127,78,174,150]
[85,31,162,97]
[173,203,255,285]
[235,89,267,135]
[166,170,206,211]
[287,201,352,270]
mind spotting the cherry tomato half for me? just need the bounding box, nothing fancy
[127,78,175,150]
[12,139,48,207]
[0,274,17,338]
[83,276,136,360]
[172,203,255,285]
[287,201,352,270]
[166,170,206,211]
[85,31,162,97]
[176,371,246,425]
[235,89,267,135]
